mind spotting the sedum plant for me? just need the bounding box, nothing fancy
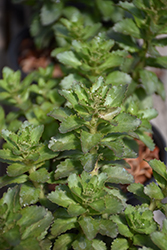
[0,0,167,249]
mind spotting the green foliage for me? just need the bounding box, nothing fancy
[1,0,167,249]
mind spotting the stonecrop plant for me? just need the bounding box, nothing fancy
[0,0,167,249]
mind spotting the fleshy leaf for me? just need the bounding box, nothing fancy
[104,194,124,214]
[7,163,31,177]
[106,71,131,85]
[98,219,118,238]
[101,139,124,157]
[48,185,76,207]
[79,216,99,240]
[135,130,155,151]
[112,113,141,132]
[41,2,63,25]
[49,133,80,152]
[111,214,133,237]
[149,159,167,181]
[112,238,129,250]
[0,175,28,188]
[92,239,107,250]
[99,50,127,70]
[113,18,141,38]
[81,131,103,153]
[59,114,85,133]
[51,217,77,237]
[72,235,92,250]
[49,107,72,122]
[139,70,158,95]
[21,210,53,240]
[103,166,134,184]
[144,182,165,200]
[104,84,127,107]
[29,168,50,183]
[54,159,82,180]
[0,149,23,163]
[53,233,76,250]
[57,51,82,68]
[19,183,41,206]
[68,203,87,217]
[79,153,98,172]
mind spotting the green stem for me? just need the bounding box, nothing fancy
[29,166,45,199]
[149,200,157,211]
[89,115,99,175]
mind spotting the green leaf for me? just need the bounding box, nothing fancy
[111,214,133,237]
[98,107,121,122]
[57,51,82,68]
[29,124,44,143]
[3,225,21,246]
[48,185,76,207]
[101,139,124,157]
[0,149,23,163]
[82,23,102,40]
[113,18,141,38]
[41,2,63,25]
[29,168,50,183]
[144,182,165,200]
[149,159,167,181]
[7,163,31,177]
[19,183,41,206]
[59,114,85,133]
[106,71,131,85]
[51,217,77,237]
[72,235,92,250]
[59,73,88,90]
[138,108,158,120]
[98,219,118,238]
[105,194,124,214]
[21,210,53,240]
[0,174,28,188]
[112,238,129,250]
[146,56,167,69]
[53,233,75,250]
[127,183,150,203]
[151,227,167,250]
[59,89,78,107]
[104,84,127,107]
[112,113,141,133]
[49,133,80,152]
[18,205,49,231]
[96,0,114,20]
[79,216,99,240]
[35,144,59,164]
[133,234,160,250]
[81,131,103,153]
[149,159,167,189]
[79,153,98,172]
[99,51,127,70]
[54,159,82,180]
[139,70,158,95]
[125,205,158,234]
[103,166,134,184]
[68,203,87,217]
[49,107,72,122]
[136,130,155,151]
[92,239,107,250]
[13,237,41,250]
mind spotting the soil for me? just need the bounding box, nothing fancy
[125,138,160,184]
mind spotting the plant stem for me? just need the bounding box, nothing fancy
[149,200,156,211]
[90,115,99,176]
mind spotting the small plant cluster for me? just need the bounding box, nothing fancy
[0,0,167,249]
